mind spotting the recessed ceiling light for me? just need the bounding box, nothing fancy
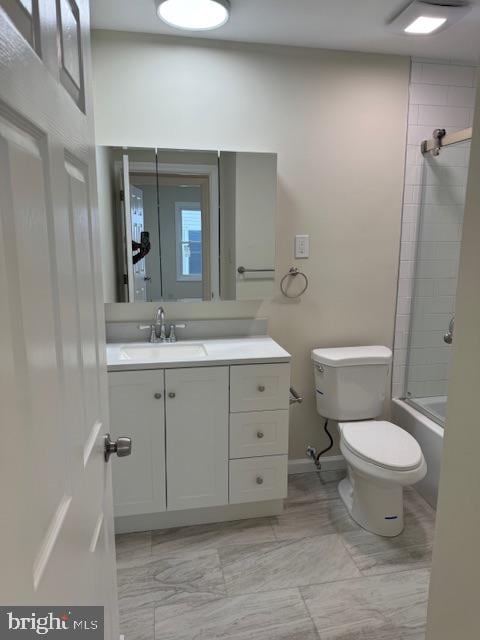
[155,0,230,31]
[387,1,471,36]
[404,16,447,34]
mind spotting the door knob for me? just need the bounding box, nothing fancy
[258,385,265,393]
[256,431,265,439]
[154,392,162,399]
[256,476,264,485]
[168,392,176,399]
[104,434,132,462]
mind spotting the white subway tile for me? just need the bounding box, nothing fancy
[404,164,424,185]
[410,62,423,84]
[400,241,415,261]
[414,296,455,314]
[392,382,405,399]
[416,258,460,279]
[408,104,419,125]
[418,104,470,128]
[447,85,477,109]
[422,186,468,206]
[423,165,468,187]
[435,278,458,296]
[415,278,435,297]
[422,222,462,241]
[417,241,461,262]
[410,83,448,106]
[421,204,465,224]
[419,63,476,87]
[402,203,421,224]
[406,144,422,167]
[407,124,437,146]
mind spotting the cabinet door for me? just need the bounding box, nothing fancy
[109,370,166,517]
[166,367,229,511]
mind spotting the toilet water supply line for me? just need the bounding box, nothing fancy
[307,419,334,470]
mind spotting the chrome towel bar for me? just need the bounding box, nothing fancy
[237,266,275,274]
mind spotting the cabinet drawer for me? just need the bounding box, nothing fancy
[229,455,288,504]
[230,363,290,412]
[229,410,289,459]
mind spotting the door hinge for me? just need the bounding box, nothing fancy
[120,189,125,202]
[123,274,128,285]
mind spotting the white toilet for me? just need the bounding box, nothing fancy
[311,345,426,537]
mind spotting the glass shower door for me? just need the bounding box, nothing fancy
[405,140,471,426]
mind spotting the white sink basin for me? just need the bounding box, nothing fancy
[119,342,207,362]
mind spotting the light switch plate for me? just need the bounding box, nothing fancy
[295,234,309,258]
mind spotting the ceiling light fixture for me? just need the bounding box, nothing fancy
[388,1,471,36]
[155,0,230,31]
[404,15,447,33]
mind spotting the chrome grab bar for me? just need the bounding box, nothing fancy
[237,266,275,274]
[289,387,303,405]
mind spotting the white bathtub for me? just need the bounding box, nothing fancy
[392,398,444,509]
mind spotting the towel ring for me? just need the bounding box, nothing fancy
[280,267,309,299]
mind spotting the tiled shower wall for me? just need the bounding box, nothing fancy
[393,59,477,399]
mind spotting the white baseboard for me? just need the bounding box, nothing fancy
[288,455,346,475]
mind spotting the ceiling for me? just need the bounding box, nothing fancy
[91,0,480,63]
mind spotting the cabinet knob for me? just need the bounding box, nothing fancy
[256,430,265,439]
[256,475,264,485]
[258,385,266,393]
[168,392,176,399]
[154,392,162,399]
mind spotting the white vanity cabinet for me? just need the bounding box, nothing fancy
[165,367,229,511]
[107,340,291,531]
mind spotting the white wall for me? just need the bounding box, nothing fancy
[426,72,480,640]
[92,31,410,458]
[393,60,477,399]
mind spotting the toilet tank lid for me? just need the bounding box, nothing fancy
[311,345,392,367]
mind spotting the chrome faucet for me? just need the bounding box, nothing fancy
[155,306,167,342]
[444,316,455,344]
[139,306,186,343]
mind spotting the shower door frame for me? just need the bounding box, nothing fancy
[402,126,473,427]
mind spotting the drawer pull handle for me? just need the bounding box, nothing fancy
[168,392,176,399]
[256,430,265,439]
[154,392,162,399]
[256,475,264,485]
[258,385,266,393]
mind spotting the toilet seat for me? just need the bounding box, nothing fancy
[340,420,423,472]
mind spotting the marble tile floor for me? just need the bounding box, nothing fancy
[116,471,435,640]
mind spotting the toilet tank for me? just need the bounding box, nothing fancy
[311,346,392,421]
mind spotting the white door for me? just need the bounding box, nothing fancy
[109,370,166,517]
[0,0,120,635]
[130,185,148,302]
[165,367,229,510]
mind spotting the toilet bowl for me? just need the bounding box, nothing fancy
[311,345,427,537]
[338,420,426,536]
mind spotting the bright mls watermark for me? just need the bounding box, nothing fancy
[0,608,103,639]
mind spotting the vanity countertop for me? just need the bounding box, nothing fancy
[106,336,291,371]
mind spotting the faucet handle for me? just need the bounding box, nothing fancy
[160,323,167,342]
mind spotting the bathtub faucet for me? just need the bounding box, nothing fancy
[444,316,455,345]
